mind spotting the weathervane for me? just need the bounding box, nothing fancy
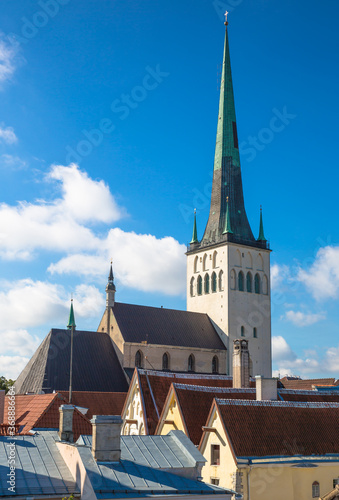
[224,11,229,26]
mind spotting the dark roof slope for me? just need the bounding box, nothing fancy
[215,399,339,458]
[15,329,129,394]
[113,302,226,349]
[58,391,127,419]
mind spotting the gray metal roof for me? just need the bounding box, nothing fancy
[0,431,79,498]
[113,303,226,350]
[74,431,226,498]
[15,329,129,394]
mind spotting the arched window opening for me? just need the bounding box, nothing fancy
[203,254,208,271]
[204,273,210,294]
[194,256,199,273]
[238,271,244,291]
[212,356,219,374]
[190,277,195,297]
[235,249,242,267]
[241,326,245,337]
[188,354,195,372]
[162,352,169,371]
[212,251,218,269]
[211,272,217,292]
[230,269,236,290]
[247,252,253,269]
[255,273,260,294]
[253,327,257,338]
[135,350,143,368]
[246,272,252,293]
[312,482,320,498]
[197,275,202,295]
[256,253,264,271]
[219,270,224,291]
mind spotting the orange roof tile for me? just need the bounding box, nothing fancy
[280,377,338,390]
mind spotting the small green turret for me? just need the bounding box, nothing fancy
[67,299,76,329]
[190,210,199,244]
[223,197,233,234]
[257,206,267,242]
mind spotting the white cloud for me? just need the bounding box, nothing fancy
[0,125,17,144]
[0,36,16,85]
[0,154,27,169]
[271,263,290,289]
[272,336,320,377]
[0,355,30,380]
[284,310,326,327]
[272,336,296,362]
[0,329,40,357]
[298,246,339,300]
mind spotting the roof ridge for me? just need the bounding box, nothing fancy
[173,383,253,392]
[138,369,232,380]
[215,398,339,409]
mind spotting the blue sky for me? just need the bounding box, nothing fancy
[1,0,339,379]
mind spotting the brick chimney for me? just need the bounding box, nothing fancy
[58,405,74,442]
[91,415,123,462]
[233,339,250,388]
[256,376,278,401]
[0,391,5,424]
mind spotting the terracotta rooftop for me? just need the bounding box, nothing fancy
[280,377,338,390]
[133,369,238,435]
[280,389,339,403]
[3,393,91,440]
[164,384,257,445]
[58,391,127,419]
[213,398,339,458]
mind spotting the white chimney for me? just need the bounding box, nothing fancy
[256,376,278,401]
[58,405,74,442]
[91,415,123,462]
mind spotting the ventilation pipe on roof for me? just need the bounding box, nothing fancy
[232,339,250,388]
[0,390,5,424]
[58,405,74,442]
[91,415,123,462]
[255,376,278,401]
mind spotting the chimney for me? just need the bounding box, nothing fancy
[256,376,278,401]
[58,405,74,442]
[0,390,5,424]
[91,415,123,462]
[233,339,250,388]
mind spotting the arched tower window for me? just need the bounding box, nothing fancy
[204,273,210,294]
[211,272,217,292]
[135,350,143,368]
[255,273,260,294]
[190,277,195,297]
[212,251,218,269]
[312,482,320,498]
[212,356,219,374]
[253,327,257,338]
[203,254,208,271]
[246,272,252,293]
[218,270,224,291]
[197,275,202,295]
[162,352,169,370]
[241,326,245,337]
[238,271,244,291]
[188,354,195,372]
[262,274,268,295]
[194,256,199,273]
[230,269,236,290]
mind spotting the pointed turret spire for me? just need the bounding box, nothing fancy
[67,298,76,329]
[194,19,262,250]
[190,209,199,244]
[106,261,116,309]
[223,197,233,234]
[257,206,267,242]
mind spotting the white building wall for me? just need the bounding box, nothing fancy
[187,243,271,377]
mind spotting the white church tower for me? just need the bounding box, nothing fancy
[186,18,272,377]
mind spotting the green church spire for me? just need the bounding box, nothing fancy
[223,197,233,234]
[67,299,76,329]
[257,206,267,242]
[190,209,198,244]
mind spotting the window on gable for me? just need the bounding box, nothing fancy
[162,353,169,371]
[188,354,195,372]
[211,445,220,466]
[212,356,219,374]
[312,482,320,498]
[211,478,220,486]
[135,350,143,368]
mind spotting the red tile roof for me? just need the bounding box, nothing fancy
[214,399,339,458]
[169,384,257,445]
[280,377,338,390]
[280,389,339,403]
[135,369,236,434]
[58,391,127,419]
[4,393,91,440]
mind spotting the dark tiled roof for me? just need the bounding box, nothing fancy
[215,399,339,458]
[280,389,339,403]
[171,384,256,445]
[58,391,127,419]
[113,302,226,349]
[134,369,234,435]
[4,393,91,440]
[15,329,129,394]
[280,377,338,390]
